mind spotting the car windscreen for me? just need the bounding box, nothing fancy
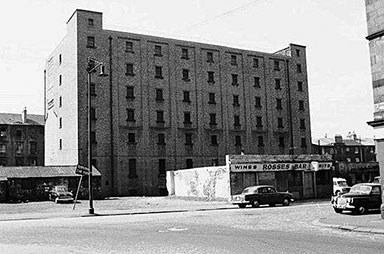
[55,186,68,192]
[349,185,371,195]
[337,181,348,187]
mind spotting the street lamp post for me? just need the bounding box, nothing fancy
[87,57,108,215]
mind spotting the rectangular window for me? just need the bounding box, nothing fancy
[59,139,62,150]
[183,91,191,102]
[256,116,263,127]
[277,118,284,128]
[184,112,192,124]
[257,136,264,147]
[297,64,302,73]
[91,131,97,144]
[279,137,285,147]
[185,133,193,145]
[254,77,260,87]
[0,144,6,154]
[208,71,215,83]
[230,55,237,65]
[126,41,133,52]
[255,97,262,108]
[88,18,94,26]
[211,135,218,145]
[90,83,96,96]
[182,69,190,81]
[274,60,280,71]
[59,54,62,65]
[233,95,240,106]
[156,111,164,123]
[158,133,165,145]
[253,58,259,68]
[127,86,134,99]
[300,119,306,129]
[155,66,163,79]
[296,49,300,57]
[87,36,95,48]
[128,133,136,144]
[30,142,37,155]
[209,113,217,126]
[156,89,164,101]
[208,93,216,104]
[275,79,281,90]
[16,130,22,139]
[90,108,96,120]
[235,136,242,146]
[299,100,305,111]
[0,127,7,137]
[186,159,193,169]
[234,115,240,127]
[59,75,62,86]
[232,74,238,86]
[154,45,162,56]
[301,137,307,147]
[59,96,62,107]
[126,63,134,76]
[59,117,62,128]
[207,52,214,63]
[297,81,303,91]
[276,98,282,110]
[128,159,137,178]
[16,142,23,154]
[127,109,135,122]
[159,159,166,177]
[181,48,189,59]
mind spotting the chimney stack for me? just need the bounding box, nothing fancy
[21,107,27,123]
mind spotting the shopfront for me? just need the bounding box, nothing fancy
[228,154,333,199]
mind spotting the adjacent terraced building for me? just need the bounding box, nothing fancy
[44,9,312,196]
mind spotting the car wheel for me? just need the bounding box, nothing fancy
[238,204,246,209]
[282,198,290,206]
[355,206,367,215]
[333,208,343,214]
[251,200,260,208]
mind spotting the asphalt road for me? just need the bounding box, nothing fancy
[0,202,383,254]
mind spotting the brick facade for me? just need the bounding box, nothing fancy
[45,10,312,196]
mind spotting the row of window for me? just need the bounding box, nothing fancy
[0,128,39,140]
[125,64,304,87]
[125,86,306,110]
[84,131,308,150]
[0,142,38,154]
[86,36,303,71]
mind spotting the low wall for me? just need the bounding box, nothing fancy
[167,166,230,200]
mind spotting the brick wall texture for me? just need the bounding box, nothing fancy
[45,10,312,196]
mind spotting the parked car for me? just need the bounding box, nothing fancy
[49,185,74,203]
[231,185,294,208]
[332,177,350,196]
[331,183,381,214]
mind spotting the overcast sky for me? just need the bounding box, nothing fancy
[0,0,373,139]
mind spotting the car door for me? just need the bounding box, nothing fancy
[369,186,381,209]
[257,187,268,204]
[268,187,280,204]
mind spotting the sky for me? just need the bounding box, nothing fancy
[0,0,374,139]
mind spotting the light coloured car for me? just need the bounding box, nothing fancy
[49,185,74,203]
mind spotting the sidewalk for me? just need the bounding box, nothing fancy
[314,211,384,235]
[1,196,384,235]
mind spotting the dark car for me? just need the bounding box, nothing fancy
[332,183,381,214]
[231,185,294,208]
[49,185,74,203]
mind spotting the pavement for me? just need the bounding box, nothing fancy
[1,196,384,235]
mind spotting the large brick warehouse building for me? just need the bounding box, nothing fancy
[44,9,312,196]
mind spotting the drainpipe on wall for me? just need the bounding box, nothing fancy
[285,59,294,155]
[108,36,115,196]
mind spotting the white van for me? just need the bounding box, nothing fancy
[332,177,350,196]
